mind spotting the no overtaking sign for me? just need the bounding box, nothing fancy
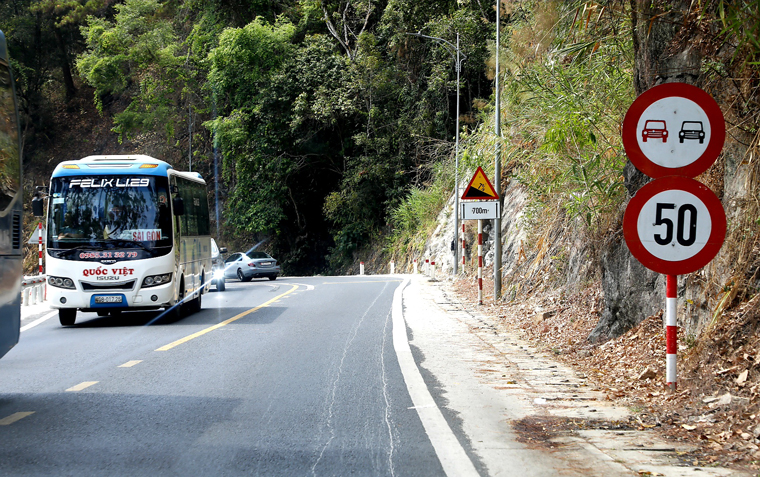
[622,82,725,179]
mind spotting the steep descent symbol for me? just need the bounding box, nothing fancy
[461,166,499,200]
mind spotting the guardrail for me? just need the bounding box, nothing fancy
[21,275,46,306]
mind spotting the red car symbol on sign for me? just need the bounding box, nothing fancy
[642,120,668,142]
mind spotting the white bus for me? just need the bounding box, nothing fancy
[33,155,212,325]
[0,29,22,358]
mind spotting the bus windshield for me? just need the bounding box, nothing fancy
[48,175,172,250]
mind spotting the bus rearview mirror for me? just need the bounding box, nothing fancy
[173,197,184,216]
[32,197,44,217]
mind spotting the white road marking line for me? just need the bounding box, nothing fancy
[118,360,142,368]
[20,311,57,332]
[392,278,479,477]
[0,412,35,426]
[65,381,98,392]
[289,283,316,291]
[322,280,402,285]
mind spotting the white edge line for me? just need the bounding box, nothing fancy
[290,283,316,291]
[392,278,480,477]
[20,311,58,332]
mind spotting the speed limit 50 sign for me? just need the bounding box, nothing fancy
[623,176,726,275]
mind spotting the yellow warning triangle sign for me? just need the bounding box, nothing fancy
[461,166,499,200]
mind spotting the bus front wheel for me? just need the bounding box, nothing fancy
[169,281,185,320]
[59,309,76,326]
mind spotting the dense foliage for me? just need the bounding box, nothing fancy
[1,0,494,274]
[2,0,758,277]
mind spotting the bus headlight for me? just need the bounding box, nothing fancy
[48,276,75,289]
[141,273,172,288]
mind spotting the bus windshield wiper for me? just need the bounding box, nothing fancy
[73,244,111,251]
[114,240,151,253]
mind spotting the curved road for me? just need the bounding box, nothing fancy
[0,276,444,476]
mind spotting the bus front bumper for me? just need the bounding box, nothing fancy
[47,283,176,310]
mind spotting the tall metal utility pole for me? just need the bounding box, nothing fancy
[454,33,462,274]
[406,31,466,274]
[493,0,502,300]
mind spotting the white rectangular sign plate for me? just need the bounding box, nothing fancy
[461,201,500,220]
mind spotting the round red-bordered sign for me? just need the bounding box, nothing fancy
[623,83,725,178]
[623,176,725,275]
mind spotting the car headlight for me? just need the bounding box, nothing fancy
[213,269,224,280]
[48,276,75,289]
[142,273,172,288]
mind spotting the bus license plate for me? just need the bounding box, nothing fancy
[95,296,123,304]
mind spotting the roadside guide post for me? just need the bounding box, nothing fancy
[28,224,47,302]
[360,261,365,276]
[38,222,43,274]
[622,83,726,392]
[461,166,500,306]
[461,223,466,269]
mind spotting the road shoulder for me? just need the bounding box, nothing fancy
[402,274,743,476]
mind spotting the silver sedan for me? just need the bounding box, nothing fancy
[223,252,280,282]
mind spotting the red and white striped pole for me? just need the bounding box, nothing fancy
[666,274,677,391]
[478,219,483,305]
[461,223,466,268]
[38,222,43,275]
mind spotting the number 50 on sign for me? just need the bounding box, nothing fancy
[623,176,726,276]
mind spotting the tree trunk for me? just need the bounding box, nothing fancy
[55,28,77,101]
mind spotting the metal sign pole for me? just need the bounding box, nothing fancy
[493,0,502,300]
[478,219,483,305]
[666,275,677,391]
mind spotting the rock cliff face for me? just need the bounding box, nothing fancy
[419,2,757,344]
[595,2,756,342]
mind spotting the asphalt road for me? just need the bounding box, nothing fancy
[0,276,445,476]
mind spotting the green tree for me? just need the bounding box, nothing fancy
[31,0,108,100]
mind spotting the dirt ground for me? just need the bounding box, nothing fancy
[450,271,760,474]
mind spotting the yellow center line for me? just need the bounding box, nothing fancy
[155,284,299,352]
[0,412,34,426]
[66,381,98,392]
[119,360,142,368]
